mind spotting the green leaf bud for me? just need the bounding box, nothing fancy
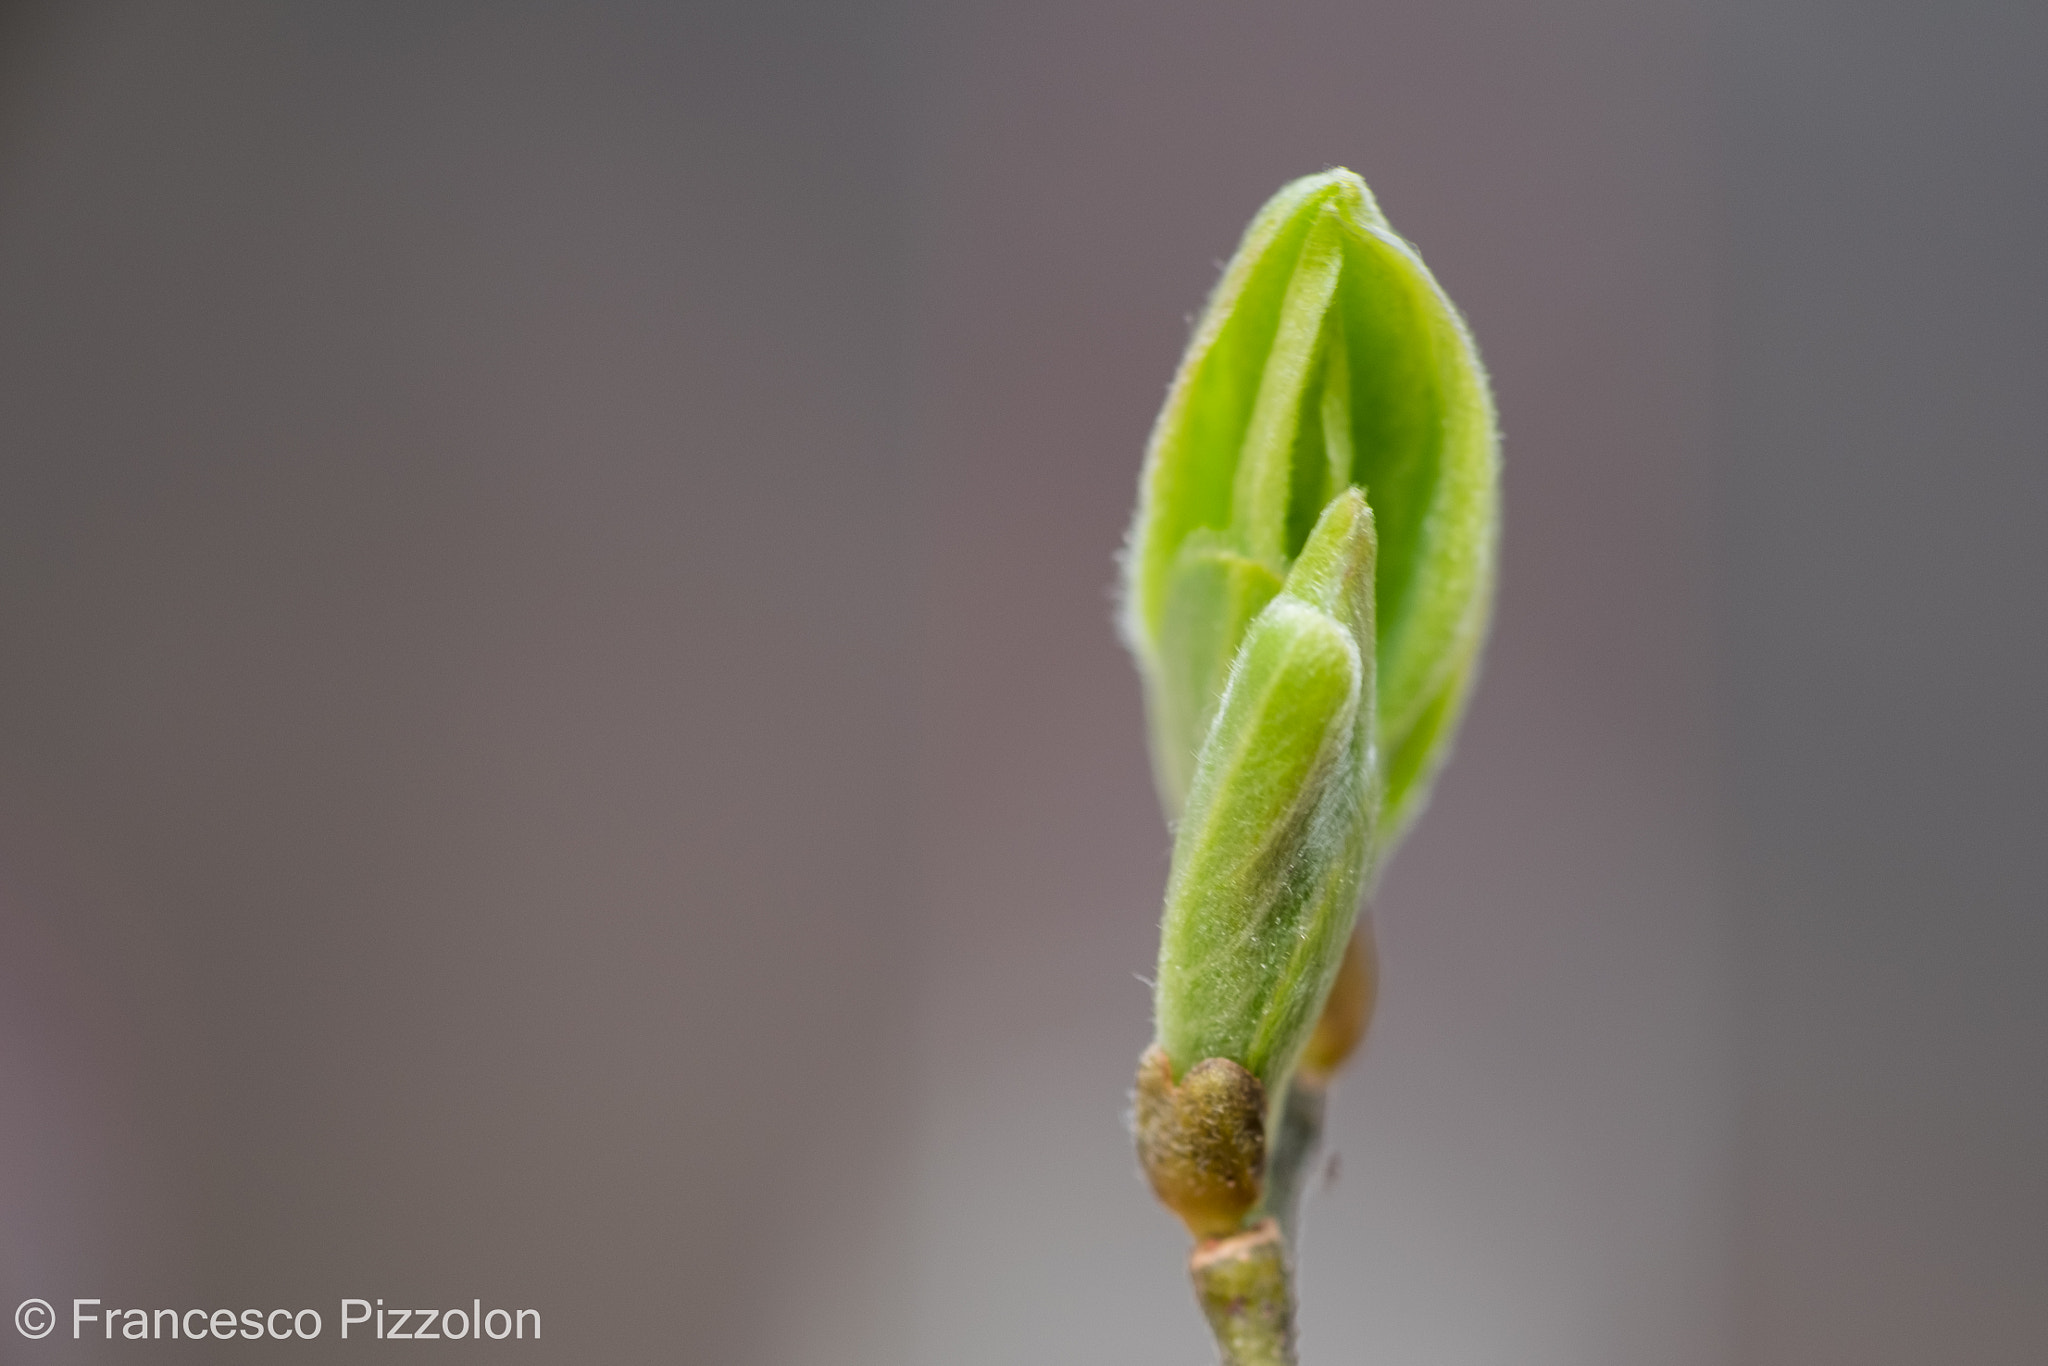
[1121,168,1498,847]
[1152,492,1379,1094]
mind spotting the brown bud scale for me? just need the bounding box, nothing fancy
[1296,921,1378,1084]
[1134,1045,1266,1238]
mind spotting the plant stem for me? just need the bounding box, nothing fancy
[1261,1077,1327,1250]
[1191,1220,1297,1366]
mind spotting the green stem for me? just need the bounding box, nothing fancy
[1190,1220,1297,1366]
[1260,1077,1327,1250]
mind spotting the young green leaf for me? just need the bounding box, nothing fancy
[1121,168,1497,848]
[1152,492,1379,1094]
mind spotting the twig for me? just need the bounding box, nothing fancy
[1191,1220,1297,1366]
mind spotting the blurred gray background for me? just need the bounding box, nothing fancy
[0,2,2041,1364]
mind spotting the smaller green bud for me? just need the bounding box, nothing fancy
[1152,491,1379,1098]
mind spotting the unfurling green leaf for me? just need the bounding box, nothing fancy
[1153,492,1378,1094]
[1121,167,1497,847]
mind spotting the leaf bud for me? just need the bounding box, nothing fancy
[1152,492,1378,1098]
[1121,168,1498,848]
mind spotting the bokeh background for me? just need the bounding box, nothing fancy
[0,2,2040,1364]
